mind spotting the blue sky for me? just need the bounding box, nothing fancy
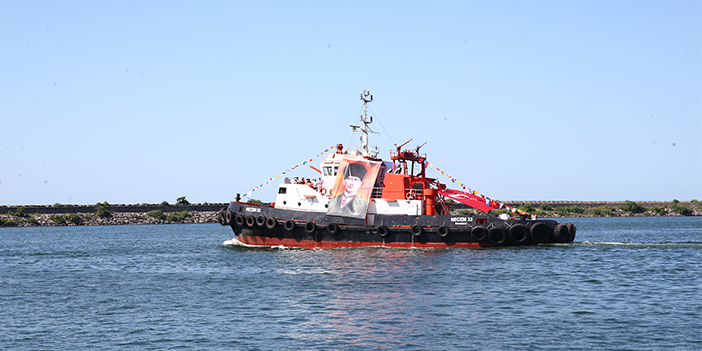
[1,1,700,205]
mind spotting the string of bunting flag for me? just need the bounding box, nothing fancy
[423,160,533,217]
[243,146,336,198]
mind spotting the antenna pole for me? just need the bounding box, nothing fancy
[359,90,373,156]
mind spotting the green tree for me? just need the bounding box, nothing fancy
[554,207,570,216]
[96,202,112,218]
[671,203,691,216]
[50,215,66,225]
[167,211,191,222]
[518,202,535,213]
[620,200,645,214]
[176,196,190,205]
[66,213,83,225]
[0,218,18,227]
[148,210,166,220]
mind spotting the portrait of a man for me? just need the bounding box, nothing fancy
[327,158,380,218]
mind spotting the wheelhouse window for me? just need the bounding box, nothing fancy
[323,165,340,176]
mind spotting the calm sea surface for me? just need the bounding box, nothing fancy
[1,217,700,350]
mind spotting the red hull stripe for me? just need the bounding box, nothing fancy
[237,235,494,249]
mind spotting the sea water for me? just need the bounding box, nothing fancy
[1,217,700,350]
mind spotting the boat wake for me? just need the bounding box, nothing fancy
[222,237,442,251]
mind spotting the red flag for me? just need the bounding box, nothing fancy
[440,188,499,213]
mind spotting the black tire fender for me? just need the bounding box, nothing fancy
[508,224,529,245]
[566,223,576,242]
[327,222,340,235]
[529,222,549,243]
[488,227,508,246]
[471,225,487,241]
[438,225,450,238]
[234,213,245,226]
[245,215,256,228]
[217,209,225,225]
[554,224,569,242]
[411,224,424,237]
[377,225,390,238]
[284,219,296,231]
[304,222,317,234]
[265,216,277,230]
[256,214,266,227]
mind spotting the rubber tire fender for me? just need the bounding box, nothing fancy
[411,224,424,237]
[377,225,390,238]
[488,227,509,246]
[438,225,450,238]
[471,226,488,242]
[553,224,569,242]
[284,219,296,231]
[265,216,277,230]
[529,222,549,243]
[217,209,225,225]
[305,222,317,234]
[566,223,576,242]
[234,213,244,226]
[327,222,340,235]
[256,214,266,227]
[245,215,256,228]
[508,224,530,245]
[225,210,233,225]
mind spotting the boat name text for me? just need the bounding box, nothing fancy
[450,217,472,225]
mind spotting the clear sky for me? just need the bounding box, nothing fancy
[1,1,700,205]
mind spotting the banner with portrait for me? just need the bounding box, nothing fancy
[326,156,382,219]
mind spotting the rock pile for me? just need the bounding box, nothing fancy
[0,211,220,227]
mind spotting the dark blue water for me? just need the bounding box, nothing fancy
[1,217,700,350]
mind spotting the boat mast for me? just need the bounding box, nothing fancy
[350,90,378,157]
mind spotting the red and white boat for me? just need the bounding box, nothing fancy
[219,91,575,249]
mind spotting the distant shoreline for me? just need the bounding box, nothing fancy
[0,203,227,227]
[1,201,699,227]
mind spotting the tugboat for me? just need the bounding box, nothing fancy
[219,91,576,249]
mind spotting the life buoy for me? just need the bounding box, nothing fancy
[256,214,266,227]
[305,222,317,234]
[265,216,277,230]
[245,215,256,227]
[327,222,340,235]
[508,224,529,245]
[554,224,569,242]
[529,222,548,243]
[411,224,424,237]
[438,225,450,238]
[488,227,508,246]
[320,187,327,196]
[284,219,296,231]
[377,225,390,238]
[471,226,487,241]
[235,213,245,226]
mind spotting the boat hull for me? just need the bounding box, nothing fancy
[221,202,576,249]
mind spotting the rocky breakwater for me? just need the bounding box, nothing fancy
[0,204,228,227]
